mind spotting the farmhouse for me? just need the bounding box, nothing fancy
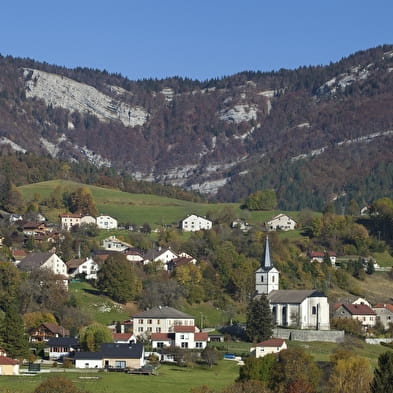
[256,237,330,330]
[265,214,297,231]
[181,214,212,232]
[334,303,377,331]
[133,306,195,339]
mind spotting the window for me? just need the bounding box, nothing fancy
[157,320,160,324]
[157,342,164,348]
[180,334,185,339]
[156,327,161,333]
[181,342,188,348]
[147,327,152,332]
[195,342,203,348]
[261,276,264,283]
[139,319,143,324]
[272,276,275,283]
[312,306,317,315]
[115,361,126,368]
[148,319,152,324]
[138,327,143,332]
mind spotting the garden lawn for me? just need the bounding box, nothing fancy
[0,362,239,393]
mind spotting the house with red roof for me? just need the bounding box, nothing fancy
[334,303,377,330]
[0,352,19,375]
[151,325,208,350]
[250,338,287,358]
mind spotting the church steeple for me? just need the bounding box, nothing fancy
[255,235,280,295]
[261,235,273,271]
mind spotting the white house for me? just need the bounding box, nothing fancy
[151,325,208,349]
[80,215,96,225]
[309,251,337,266]
[96,215,118,230]
[250,338,287,358]
[265,214,297,231]
[143,248,179,270]
[45,337,80,360]
[102,236,132,252]
[0,351,19,375]
[181,215,212,232]
[66,257,100,280]
[17,252,68,277]
[256,237,330,330]
[133,306,195,338]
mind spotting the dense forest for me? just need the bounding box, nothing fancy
[1,45,393,209]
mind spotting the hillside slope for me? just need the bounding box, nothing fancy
[1,45,393,209]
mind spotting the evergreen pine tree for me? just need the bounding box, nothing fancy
[246,294,273,343]
[0,303,29,358]
[371,352,393,393]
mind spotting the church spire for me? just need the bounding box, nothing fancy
[261,236,273,270]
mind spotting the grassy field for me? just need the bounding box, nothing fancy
[69,282,132,325]
[18,180,304,230]
[0,361,239,393]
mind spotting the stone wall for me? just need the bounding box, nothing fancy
[273,328,344,343]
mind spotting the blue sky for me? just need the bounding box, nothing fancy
[1,1,392,81]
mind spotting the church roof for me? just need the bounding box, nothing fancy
[268,289,326,304]
[260,236,274,271]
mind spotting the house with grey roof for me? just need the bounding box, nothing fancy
[17,252,68,290]
[256,237,330,330]
[74,343,144,369]
[45,337,80,360]
[132,306,195,339]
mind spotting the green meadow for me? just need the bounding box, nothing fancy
[18,180,302,228]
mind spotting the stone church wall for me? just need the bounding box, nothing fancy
[273,328,344,343]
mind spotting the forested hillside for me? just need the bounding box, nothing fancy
[1,45,393,209]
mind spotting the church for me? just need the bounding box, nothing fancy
[256,237,330,330]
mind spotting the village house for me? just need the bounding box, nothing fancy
[112,332,136,344]
[334,303,377,331]
[29,322,69,342]
[309,251,337,266]
[151,325,208,350]
[256,237,330,330]
[17,252,68,277]
[22,221,50,236]
[74,343,144,370]
[373,304,393,330]
[66,257,100,280]
[45,337,81,360]
[181,214,212,232]
[59,213,82,230]
[250,338,287,358]
[133,306,195,339]
[265,214,297,231]
[124,248,145,264]
[17,252,68,289]
[102,235,132,252]
[0,350,19,375]
[80,215,96,225]
[96,215,118,229]
[143,248,179,269]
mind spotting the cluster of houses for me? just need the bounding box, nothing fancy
[11,234,199,288]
